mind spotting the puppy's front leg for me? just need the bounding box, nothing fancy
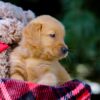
[38,73,58,86]
[11,73,24,81]
[10,66,26,81]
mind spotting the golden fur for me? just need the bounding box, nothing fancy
[10,15,71,86]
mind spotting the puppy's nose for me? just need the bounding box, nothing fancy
[61,47,69,54]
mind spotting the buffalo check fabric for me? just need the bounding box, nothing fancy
[0,79,91,100]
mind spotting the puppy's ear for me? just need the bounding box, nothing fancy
[22,22,42,46]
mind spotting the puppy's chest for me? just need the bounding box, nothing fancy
[25,58,54,75]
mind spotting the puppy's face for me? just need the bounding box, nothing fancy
[22,15,68,60]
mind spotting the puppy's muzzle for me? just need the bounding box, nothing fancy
[61,47,69,54]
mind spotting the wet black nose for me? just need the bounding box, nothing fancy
[61,47,68,54]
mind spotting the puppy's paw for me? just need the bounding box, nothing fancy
[10,74,24,81]
[38,73,58,86]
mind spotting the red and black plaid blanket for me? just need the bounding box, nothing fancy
[0,79,91,100]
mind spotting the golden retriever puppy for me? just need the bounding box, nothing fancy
[10,15,71,86]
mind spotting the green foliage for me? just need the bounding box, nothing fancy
[60,0,100,81]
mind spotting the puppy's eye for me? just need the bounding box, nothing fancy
[0,35,2,38]
[49,33,56,38]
